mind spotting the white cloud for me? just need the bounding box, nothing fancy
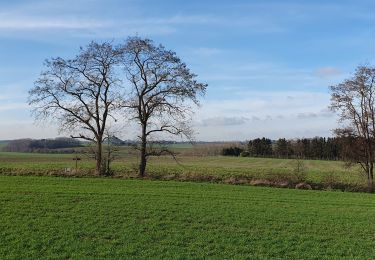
[0,103,29,111]
[315,67,342,78]
[198,116,249,127]
[0,0,109,31]
[191,47,222,57]
[0,18,107,30]
[0,122,59,140]
[0,1,289,38]
[193,91,337,140]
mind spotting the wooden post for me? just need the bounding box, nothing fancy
[73,156,81,172]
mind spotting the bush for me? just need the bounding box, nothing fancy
[240,151,250,157]
[222,147,243,157]
[292,158,307,182]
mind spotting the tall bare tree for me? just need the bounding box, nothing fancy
[121,37,207,177]
[330,65,375,191]
[29,42,122,175]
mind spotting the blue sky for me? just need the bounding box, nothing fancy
[0,0,374,141]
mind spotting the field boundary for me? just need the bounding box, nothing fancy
[0,168,368,193]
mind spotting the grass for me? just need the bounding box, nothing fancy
[1,175,375,258]
[0,151,365,189]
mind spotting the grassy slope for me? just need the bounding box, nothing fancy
[0,151,363,186]
[1,175,375,259]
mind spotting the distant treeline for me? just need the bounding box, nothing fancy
[3,138,83,153]
[222,137,342,160]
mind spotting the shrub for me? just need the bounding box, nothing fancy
[240,151,250,157]
[292,158,307,182]
[222,147,243,157]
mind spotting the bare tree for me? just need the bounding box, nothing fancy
[121,37,207,177]
[102,128,122,176]
[29,42,122,175]
[330,65,375,191]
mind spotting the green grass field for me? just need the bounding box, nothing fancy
[1,175,375,258]
[0,151,364,189]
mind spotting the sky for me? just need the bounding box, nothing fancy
[1,0,375,141]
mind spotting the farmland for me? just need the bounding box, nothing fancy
[0,150,365,190]
[1,175,375,258]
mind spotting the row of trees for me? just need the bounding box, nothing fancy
[252,137,341,160]
[29,37,207,176]
[223,137,341,160]
[4,138,82,153]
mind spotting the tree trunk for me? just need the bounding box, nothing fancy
[139,124,147,177]
[96,141,103,175]
[368,163,374,192]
